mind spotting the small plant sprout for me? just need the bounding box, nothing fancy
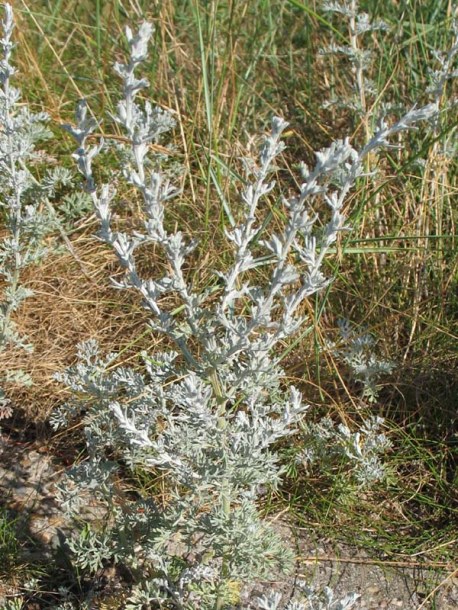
[333,319,394,404]
[54,13,439,610]
[298,414,392,488]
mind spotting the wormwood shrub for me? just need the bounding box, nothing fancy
[47,16,441,610]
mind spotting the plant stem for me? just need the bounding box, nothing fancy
[0,47,22,351]
[209,368,231,610]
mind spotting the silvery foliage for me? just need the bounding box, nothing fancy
[56,17,438,610]
[426,15,458,105]
[257,583,359,610]
[298,415,392,486]
[426,13,458,154]
[54,338,296,609]
[0,3,65,418]
[332,319,394,403]
[320,0,388,115]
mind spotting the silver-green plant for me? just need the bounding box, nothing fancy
[0,3,70,418]
[53,15,439,610]
[298,414,392,487]
[257,584,359,610]
[320,0,388,139]
[333,319,394,404]
[427,14,458,117]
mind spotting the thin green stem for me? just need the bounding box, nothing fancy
[208,367,231,610]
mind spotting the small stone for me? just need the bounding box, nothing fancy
[366,586,380,594]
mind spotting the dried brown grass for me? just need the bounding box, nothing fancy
[0,222,154,421]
